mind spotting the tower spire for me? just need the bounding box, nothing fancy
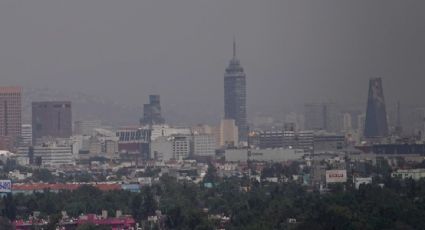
[233,36,236,58]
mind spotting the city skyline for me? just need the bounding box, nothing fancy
[0,1,424,124]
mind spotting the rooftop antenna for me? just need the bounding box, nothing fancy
[233,36,236,58]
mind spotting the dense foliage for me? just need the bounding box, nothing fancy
[3,175,425,229]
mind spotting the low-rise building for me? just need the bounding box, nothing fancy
[225,148,305,162]
[31,139,75,167]
[392,168,425,180]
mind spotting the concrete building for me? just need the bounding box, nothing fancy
[150,124,191,141]
[0,87,22,150]
[151,136,173,161]
[172,135,191,160]
[225,148,305,162]
[20,124,32,147]
[193,134,216,157]
[32,101,72,143]
[313,132,346,152]
[392,168,425,180]
[219,119,238,148]
[88,136,102,154]
[250,131,284,149]
[250,130,314,153]
[105,140,118,156]
[224,39,248,142]
[74,120,101,136]
[33,141,75,167]
[342,113,352,131]
[192,124,214,135]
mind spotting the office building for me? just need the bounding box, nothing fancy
[193,134,216,157]
[150,124,191,141]
[219,119,239,148]
[151,136,173,161]
[32,140,75,167]
[250,131,284,149]
[250,130,314,152]
[364,78,389,138]
[304,103,341,132]
[313,132,346,152]
[224,39,248,142]
[140,95,165,125]
[342,113,352,131]
[74,120,101,136]
[116,127,151,159]
[172,135,191,160]
[32,101,72,143]
[225,148,305,163]
[21,124,32,146]
[0,87,22,150]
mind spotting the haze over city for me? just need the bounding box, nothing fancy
[1,0,425,125]
[2,1,425,229]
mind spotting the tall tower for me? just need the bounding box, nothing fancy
[224,39,248,142]
[141,95,165,126]
[0,87,22,150]
[364,78,389,138]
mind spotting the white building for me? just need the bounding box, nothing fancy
[74,120,102,136]
[151,136,173,161]
[225,148,305,162]
[354,177,372,189]
[105,140,118,156]
[173,135,191,160]
[193,134,216,157]
[391,168,425,180]
[150,124,191,141]
[21,124,32,146]
[33,142,75,167]
[342,113,352,131]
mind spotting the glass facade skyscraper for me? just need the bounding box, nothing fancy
[224,40,248,142]
[364,77,389,138]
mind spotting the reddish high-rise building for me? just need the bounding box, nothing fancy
[0,87,22,150]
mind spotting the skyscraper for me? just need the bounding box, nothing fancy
[0,87,22,150]
[32,101,72,143]
[224,39,248,142]
[304,103,326,130]
[141,95,165,125]
[304,102,341,132]
[364,77,389,138]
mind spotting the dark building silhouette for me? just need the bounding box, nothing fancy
[32,101,72,143]
[224,39,248,142]
[0,87,22,150]
[364,78,389,138]
[304,103,341,132]
[141,95,165,125]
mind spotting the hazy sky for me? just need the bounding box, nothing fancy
[1,0,424,123]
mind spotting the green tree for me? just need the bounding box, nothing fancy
[2,194,16,220]
[0,217,13,230]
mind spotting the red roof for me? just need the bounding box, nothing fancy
[78,214,136,228]
[12,183,121,191]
